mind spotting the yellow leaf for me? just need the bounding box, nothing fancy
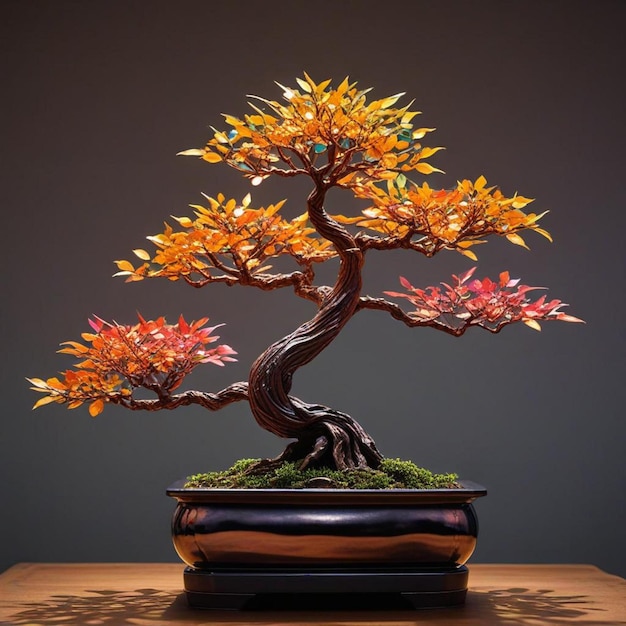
[172,216,193,228]
[378,92,405,109]
[534,227,553,242]
[115,260,135,272]
[524,210,549,225]
[524,319,542,332]
[146,234,167,245]
[58,341,88,354]
[331,214,363,224]
[512,195,534,209]
[506,233,529,249]
[223,114,243,126]
[457,247,478,261]
[132,249,151,260]
[89,399,105,417]
[242,193,252,207]
[380,153,398,168]
[419,146,444,160]
[315,78,332,94]
[75,359,96,369]
[401,110,420,124]
[295,77,312,93]
[336,76,350,95]
[33,395,59,409]
[336,172,355,186]
[412,127,435,140]
[26,377,48,389]
[474,175,487,191]
[415,162,444,175]
[176,148,205,156]
[202,151,223,164]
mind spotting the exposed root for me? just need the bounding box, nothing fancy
[243,398,383,475]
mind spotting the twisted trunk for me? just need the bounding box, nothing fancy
[248,182,382,470]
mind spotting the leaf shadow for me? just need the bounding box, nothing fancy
[466,586,626,625]
[4,585,626,625]
[5,587,182,625]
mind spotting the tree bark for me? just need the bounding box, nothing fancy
[247,182,382,470]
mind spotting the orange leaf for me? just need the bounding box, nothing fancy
[32,395,59,409]
[89,399,105,417]
[202,151,222,164]
[415,162,444,175]
[506,233,529,249]
[115,260,135,272]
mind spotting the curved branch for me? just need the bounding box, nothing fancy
[357,296,501,337]
[181,268,325,305]
[264,165,309,177]
[110,381,249,411]
[182,274,239,288]
[247,271,325,305]
[355,232,444,257]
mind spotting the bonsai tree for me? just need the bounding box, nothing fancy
[29,74,582,476]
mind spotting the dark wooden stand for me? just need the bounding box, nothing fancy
[183,565,469,610]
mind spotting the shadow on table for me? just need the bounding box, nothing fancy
[4,586,625,625]
[466,586,624,625]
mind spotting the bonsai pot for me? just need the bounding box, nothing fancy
[167,480,487,610]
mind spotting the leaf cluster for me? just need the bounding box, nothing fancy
[114,193,335,287]
[28,314,236,416]
[352,175,550,260]
[29,74,582,420]
[386,267,583,333]
[180,72,442,186]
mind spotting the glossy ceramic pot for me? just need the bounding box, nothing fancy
[166,481,486,570]
[166,481,487,608]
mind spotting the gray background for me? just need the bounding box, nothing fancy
[2,0,625,577]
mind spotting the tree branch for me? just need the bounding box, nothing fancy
[247,271,325,305]
[355,232,443,257]
[182,274,239,288]
[110,381,249,411]
[357,296,493,337]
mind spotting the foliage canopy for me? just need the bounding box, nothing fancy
[30,74,581,472]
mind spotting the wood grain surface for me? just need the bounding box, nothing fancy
[1,563,624,625]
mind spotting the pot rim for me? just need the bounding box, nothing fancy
[166,479,487,505]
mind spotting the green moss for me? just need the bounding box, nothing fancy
[185,458,459,490]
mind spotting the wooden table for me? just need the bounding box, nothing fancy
[0,563,624,625]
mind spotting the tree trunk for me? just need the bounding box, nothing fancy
[247,182,382,470]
